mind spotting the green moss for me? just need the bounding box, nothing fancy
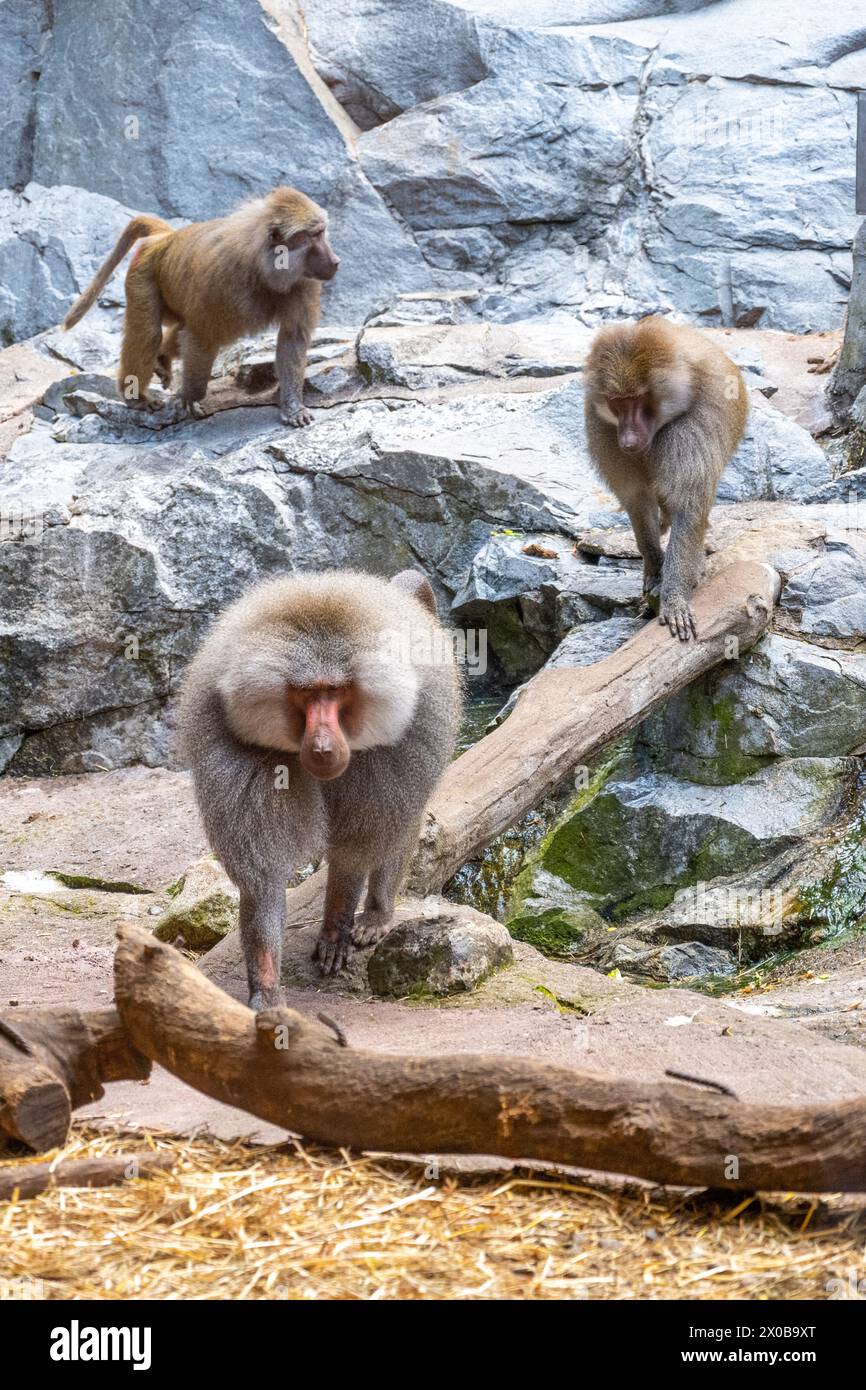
[794,808,866,934]
[508,904,606,958]
[50,871,150,895]
[484,602,548,682]
[154,891,237,949]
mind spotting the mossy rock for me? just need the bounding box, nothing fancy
[153,856,239,950]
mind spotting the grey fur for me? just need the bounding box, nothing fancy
[178,569,462,1007]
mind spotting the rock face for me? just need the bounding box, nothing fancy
[508,757,855,930]
[0,2,861,340]
[367,904,514,997]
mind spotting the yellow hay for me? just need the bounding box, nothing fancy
[1,1126,864,1301]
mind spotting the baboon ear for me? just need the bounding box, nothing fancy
[390,569,438,616]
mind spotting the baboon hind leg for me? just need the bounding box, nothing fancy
[315,851,367,976]
[351,821,420,949]
[117,265,164,407]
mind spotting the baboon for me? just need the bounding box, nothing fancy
[64,186,339,425]
[583,316,748,641]
[178,569,462,1007]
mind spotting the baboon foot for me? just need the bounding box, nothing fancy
[351,908,394,949]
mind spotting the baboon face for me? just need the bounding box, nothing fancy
[286,681,361,780]
[263,198,339,290]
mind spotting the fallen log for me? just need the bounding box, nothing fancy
[0,1151,174,1202]
[203,559,779,983]
[118,924,866,1192]
[0,1008,151,1153]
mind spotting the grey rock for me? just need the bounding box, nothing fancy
[27,2,430,328]
[359,78,638,236]
[0,0,51,189]
[305,0,487,128]
[368,905,513,996]
[365,290,481,328]
[357,317,591,389]
[721,402,833,503]
[779,538,866,639]
[642,634,866,780]
[0,183,136,345]
[609,939,736,982]
[636,77,857,332]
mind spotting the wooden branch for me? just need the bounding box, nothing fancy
[203,560,779,983]
[0,1008,151,1153]
[411,559,779,891]
[0,1152,174,1202]
[118,925,866,1192]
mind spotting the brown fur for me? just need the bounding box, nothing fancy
[584,317,748,641]
[64,187,339,424]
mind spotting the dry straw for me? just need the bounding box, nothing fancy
[1,1126,864,1300]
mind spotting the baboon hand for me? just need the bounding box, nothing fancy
[314,927,351,976]
[660,594,698,642]
[281,404,314,428]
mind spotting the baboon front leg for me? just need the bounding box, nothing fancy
[117,266,164,409]
[276,322,313,428]
[625,497,664,599]
[240,878,288,1011]
[155,322,181,389]
[177,331,216,418]
[315,855,366,976]
[659,510,707,642]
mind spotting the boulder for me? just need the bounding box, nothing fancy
[304,0,487,128]
[0,183,136,345]
[779,537,866,640]
[640,634,866,782]
[154,856,239,950]
[367,903,513,996]
[608,939,736,982]
[509,757,856,931]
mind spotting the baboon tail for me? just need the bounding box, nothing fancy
[63,214,172,329]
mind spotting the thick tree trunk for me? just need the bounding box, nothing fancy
[203,560,779,984]
[0,1009,151,1152]
[116,924,866,1192]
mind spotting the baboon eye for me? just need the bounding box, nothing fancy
[268,227,283,245]
[286,230,309,251]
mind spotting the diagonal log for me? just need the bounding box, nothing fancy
[203,560,779,983]
[118,924,866,1192]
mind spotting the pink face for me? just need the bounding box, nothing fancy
[286,683,360,780]
[607,393,655,453]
